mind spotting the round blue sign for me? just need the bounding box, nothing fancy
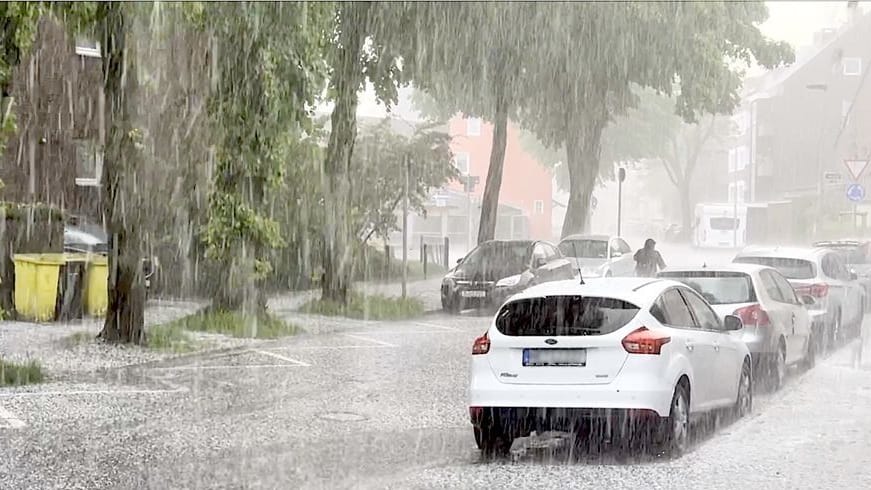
[847,183,866,202]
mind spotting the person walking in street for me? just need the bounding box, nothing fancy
[634,238,666,277]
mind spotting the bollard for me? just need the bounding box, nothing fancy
[384,244,391,282]
[444,236,450,268]
[423,244,428,279]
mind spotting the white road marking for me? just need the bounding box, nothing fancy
[0,387,186,398]
[252,349,311,366]
[345,330,442,336]
[413,321,462,332]
[147,363,308,371]
[0,404,26,428]
[265,344,390,351]
[342,333,398,347]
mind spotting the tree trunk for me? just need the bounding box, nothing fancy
[476,84,509,244]
[561,110,606,238]
[98,3,147,344]
[321,4,368,304]
[679,181,693,242]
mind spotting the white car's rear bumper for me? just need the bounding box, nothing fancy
[468,356,675,417]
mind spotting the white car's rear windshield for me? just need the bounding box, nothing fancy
[657,271,757,305]
[734,256,815,280]
[495,296,640,336]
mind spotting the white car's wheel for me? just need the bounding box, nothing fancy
[734,360,752,418]
[769,342,786,392]
[657,382,690,457]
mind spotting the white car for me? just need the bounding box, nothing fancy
[557,234,634,278]
[658,264,817,390]
[468,277,751,456]
[734,246,865,345]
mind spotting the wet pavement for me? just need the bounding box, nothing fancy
[1,307,871,489]
[2,244,865,489]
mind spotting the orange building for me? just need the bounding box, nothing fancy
[444,116,553,242]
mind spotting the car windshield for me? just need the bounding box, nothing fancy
[734,256,816,280]
[558,239,608,259]
[495,295,640,336]
[658,271,756,305]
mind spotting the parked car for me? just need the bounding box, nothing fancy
[64,225,158,289]
[469,277,751,456]
[441,240,575,313]
[814,239,871,308]
[733,246,865,344]
[658,264,817,390]
[557,234,634,278]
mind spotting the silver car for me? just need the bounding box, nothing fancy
[557,234,634,278]
[733,246,865,345]
[658,264,816,389]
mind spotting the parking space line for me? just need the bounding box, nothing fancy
[252,349,311,367]
[0,387,186,398]
[343,333,398,347]
[413,321,462,332]
[0,404,26,428]
[264,345,389,351]
[345,330,443,336]
[147,364,308,371]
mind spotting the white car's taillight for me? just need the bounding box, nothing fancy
[622,326,671,355]
[472,332,490,355]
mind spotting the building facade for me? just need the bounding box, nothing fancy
[0,19,103,219]
[734,11,871,242]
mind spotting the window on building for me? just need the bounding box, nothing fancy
[534,200,544,214]
[466,117,481,136]
[75,139,103,186]
[843,57,862,76]
[453,152,470,175]
[728,183,736,203]
[75,38,101,58]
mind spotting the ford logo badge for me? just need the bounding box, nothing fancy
[545,338,558,345]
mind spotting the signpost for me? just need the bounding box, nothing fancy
[844,159,868,232]
[823,171,843,186]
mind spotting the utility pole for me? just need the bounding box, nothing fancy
[402,157,409,298]
[617,167,626,236]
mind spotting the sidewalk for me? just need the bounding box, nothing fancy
[267,277,443,313]
[0,299,216,378]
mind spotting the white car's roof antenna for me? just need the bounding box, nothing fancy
[570,240,585,285]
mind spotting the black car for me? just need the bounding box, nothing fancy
[440,239,576,313]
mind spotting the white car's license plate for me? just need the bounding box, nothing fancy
[461,290,486,298]
[523,349,586,367]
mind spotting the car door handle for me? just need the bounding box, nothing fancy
[712,341,720,352]
[685,341,695,352]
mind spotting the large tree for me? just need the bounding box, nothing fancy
[320,2,410,303]
[406,3,541,245]
[521,2,793,238]
[201,1,330,312]
[97,2,149,343]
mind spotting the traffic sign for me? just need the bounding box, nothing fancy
[844,159,869,181]
[846,183,865,202]
[824,171,843,186]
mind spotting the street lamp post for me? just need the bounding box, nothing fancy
[806,83,828,238]
[617,167,626,236]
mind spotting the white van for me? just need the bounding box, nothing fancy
[694,203,746,248]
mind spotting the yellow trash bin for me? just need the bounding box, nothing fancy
[84,255,108,317]
[12,253,66,322]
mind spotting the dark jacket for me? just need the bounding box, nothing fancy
[634,248,666,277]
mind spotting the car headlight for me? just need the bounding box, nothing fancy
[496,274,522,287]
